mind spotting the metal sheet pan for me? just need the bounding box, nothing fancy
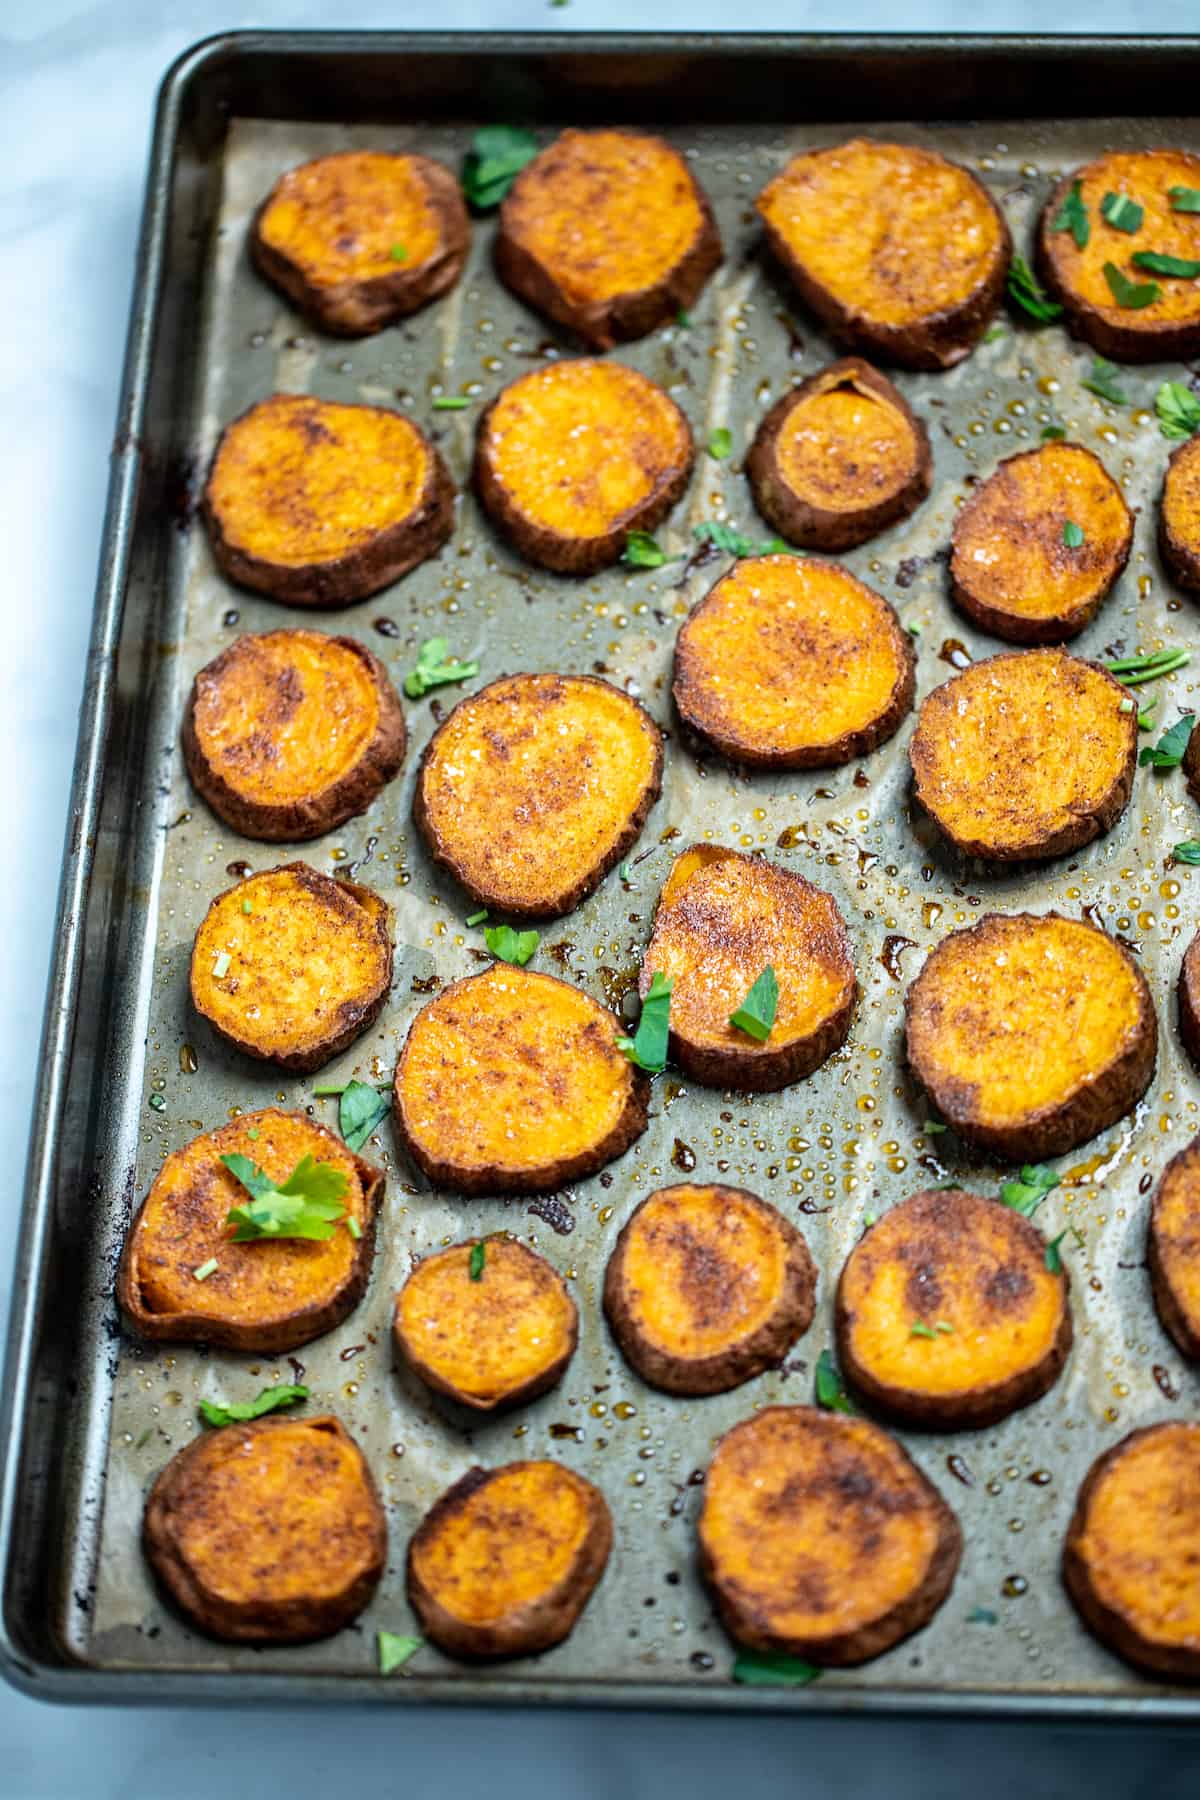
[5,31,1200,1712]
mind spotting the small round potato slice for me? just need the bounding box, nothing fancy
[698,1406,962,1665]
[836,1188,1072,1428]
[407,1460,612,1660]
[118,1109,382,1353]
[1148,1133,1200,1360]
[909,649,1137,862]
[746,357,932,550]
[393,1238,578,1411]
[190,864,392,1073]
[1178,929,1200,1072]
[203,394,454,606]
[415,673,663,918]
[182,629,406,842]
[393,965,649,1194]
[144,1414,386,1643]
[905,912,1156,1161]
[673,554,915,770]
[496,128,721,348]
[950,442,1133,644]
[1161,434,1200,595]
[603,1183,817,1395]
[1063,1423,1200,1678]
[1038,150,1200,362]
[251,150,470,337]
[641,845,857,1092]
[756,138,1010,371]
[474,359,693,574]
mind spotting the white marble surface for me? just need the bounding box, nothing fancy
[5,5,1200,1794]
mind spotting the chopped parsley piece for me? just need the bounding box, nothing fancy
[1006,253,1062,324]
[337,1078,390,1151]
[732,1650,821,1688]
[1044,1229,1068,1275]
[389,244,407,262]
[935,1320,954,1335]
[193,1258,218,1281]
[1040,424,1067,440]
[466,908,489,927]
[1138,701,1157,730]
[1156,380,1200,440]
[1081,357,1128,405]
[814,1346,855,1414]
[1100,191,1144,233]
[909,1321,937,1339]
[1053,179,1090,249]
[707,427,733,460]
[469,1240,486,1281]
[1132,250,1200,278]
[378,1631,424,1675]
[347,1217,362,1241]
[461,125,538,210]
[617,971,672,1074]
[1139,712,1195,769]
[241,898,252,915]
[212,951,231,978]
[220,1152,349,1241]
[999,1163,1060,1218]
[484,924,539,966]
[1105,647,1190,686]
[432,395,471,410]
[983,324,1006,343]
[1102,261,1160,309]
[693,521,798,559]
[199,1384,308,1428]
[923,1118,947,1135]
[1062,520,1085,548]
[1174,839,1200,865]
[404,636,479,699]
[623,530,675,569]
[729,966,779,1042]
[618,862,632,885]
[1169,186,1200,213]
[676,309,692,327]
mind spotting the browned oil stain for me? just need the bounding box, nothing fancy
[947,1454,975,1487]
[672,1138,697,1172]
[225,859,252,879]
[1153,1364,1180,1401]
[880,934,917,979]
[939,637,972,670]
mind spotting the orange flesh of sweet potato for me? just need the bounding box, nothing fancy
[771,362,926,517]
[1161,434,1200,592]
[415,673,662,917]
[257,152,447,290]
[1149,1135,1200,1358]
[673,554,914,768]
[1041,151,1200,337]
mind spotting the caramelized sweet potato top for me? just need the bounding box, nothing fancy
[772,362,924,514]
[1163,434,1200,553]
[257,152,449,290]
[1071,1423,1200,1652]
[1042,151,1200,331]
[1151,1137,1200,1337]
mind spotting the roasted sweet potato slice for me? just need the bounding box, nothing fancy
[144,1414,386,1643]
[836,1188,1072,1428]
[756,138,1010,371]
[905,912,1156,1161]
[415,673,663,918]
[191,863,392,1073]
[1148,1134,1200,1360]
[1038,150,1200,362]
[1063,1423,1200,1678]
[252,150,470,337]
[203,394,454,606]
[474,359,693,574]
[641,845,856,1092]
[909,649,1137,861]
[698,1405,962,1665]
[602,1183,817,1395]
[746,357,932,550]
[394,964,649,1194]
[182,629,406,842]
[950,441,1133,644]
[1160,434,1200,595]
[1179,930,1200,1072]
[393,1237,578,1411]
[495,128,721,348]
[407,1460,612,1660]
[118,1109,381,1353]
[672,554,915,770]
[1185,723,1200,813]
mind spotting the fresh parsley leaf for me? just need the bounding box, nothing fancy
[1044,1229,1068,1275]
[909,1321,937,1339]
[1100,191,1144,234]
[432,395,471,410]
[732,1650,821,1688]
[729,966,778,1042]
[461,125,538,210]
[199,1384,308,1428]
[1174,839,1200,865]
[1156,380,1200,440]
[676,308,692,327]
[617,971,672,1074]
[469,1241,486,1281]
[999,1163,1060,1218]
[707,427,733,460]
[1132,250,1200,278]
[389,244,407,262]
[1169,186,1200,214]
[1105,647,1190,686]
[693,521,798,560]
[814,1347,855,1414]
[484,924,539,966]
[1140,713,1195,768]
[1007,253,1062,324]
[1062,520,1085,548]
[1053,179,1090,249]
[623,530,674,569]
[378,1631,423,1675]
[221,1152,349,1242]
[1103,261,1160,309]
[338,1078,390,1152]
[404,636,479,699]
[1041,424,1067,440]
[1081,357,1128,405]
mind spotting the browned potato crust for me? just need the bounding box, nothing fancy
[1038,151,1200,363]
[905,912,1157,1161]
[836,1188,1073,1428]
[1161,434,1200,595]
[950,442,1133,644]
[603,1183,816,1395]
[746,358,932,550]
[474,359,693,574]
[908,649,1137,861]
[1148,1133,1200,1361]
[190,864,392,1073]
[251,150,470,337]
[1185,720,1200,813]
[203,395,454,607]
[756,138,1010,371]
[393,1237,578,1411]
[144,1414,386,1643]
[673,555,915,771]
[698,1406,962,1664]
[414,673,663,918]
[1178,929,1200,1073]
[118,1109,382,1353]
[495,128,721,348]
[1063,1423,1200,1678]
[182,629,406,842]
[407,1461,612,1660]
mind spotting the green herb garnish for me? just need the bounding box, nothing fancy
[347,1217,362,1241]
[1138,701,1157,730]
[968,1606,999,1625]
[1140,712,1195,769]
[404,636,479,699]
[469,1241,486,1281]
[618,862,632,885]
[999,1163,1060,1218]
[693,521,797,559]
[1102,261,1160,309]
[199,1384,309,1428]
[935,1320,954,1335]
[1174,840,1200,865]
[1041,424,1067,441]
[432,396,471,410]
[676,309,692,327]
[212,951,231,978]
[466,908,489,927]
[193,1258,218,1281]
[1156,381,1200,440]
[484,924,539,966]
[220,1153,349,1241]
[378,1632,424,1675]
[623,530,675,569]
[1062,520,1085,548]
[732,1651,821,1688]
[983,324,1006,343]
[1007,253,1062,324]
[1081,356,1128,405]
[241,898,252,915]
[389,244,408,262]
[729,966,778,1042]
[1044,1229,1068,1275]
[1100,191,1144,234]
[1169,186,1200,214]
[814,1346,855,1414]
[1106,648,1190,687]
[1053,179,1090,249]
[707,427,733,460]
[909,1321,937,1340]
[617,971,672,1074]
[461,125,538,210]
[337,1078,390,1152]
[1132,250,1200,278]
[923,1118,947,1135]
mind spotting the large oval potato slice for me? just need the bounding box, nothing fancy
[950,442,1133,644]
[144,1414,386,1643]
[641,845,856,1092]
[203,394,454,606]
[746,357,932,550]
[415,673,662,918]
[496,128,721,348]
[698,1406,962,1664]
[909,649,1137,861]
[1160,433,1200,595]
[474,359,693,574]
[182,629,406,842]
[393,1237,578,1411]
[905,912,1156,1161]
[603,1183,816,1395]
[756,138,1010,370]
[1148,1133,1200,1360]
[393,964,649,1195]
[1178,928,1200,1073]
[1038,150,1200,362]
[251,150,469,337]
[1063,1423,1200,1677]
[673,554,915,770]
[407,1460,612,1659]
[118,1109,381,1353]
[836,1188,1072,1428]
